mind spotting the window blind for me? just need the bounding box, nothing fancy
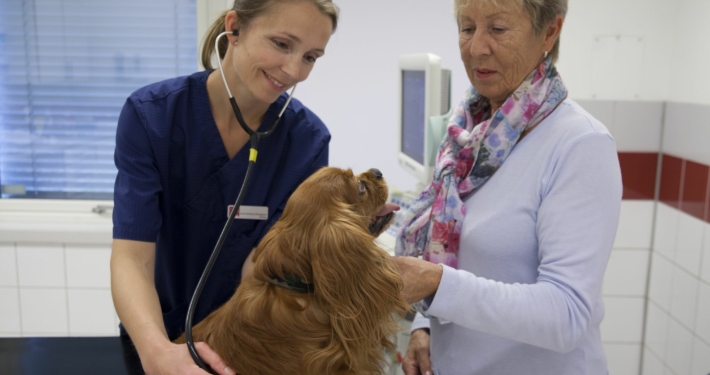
[0,0,196,199]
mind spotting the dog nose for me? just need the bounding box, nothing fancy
[370,168,383,179]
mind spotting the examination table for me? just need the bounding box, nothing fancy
[0,336,143,374]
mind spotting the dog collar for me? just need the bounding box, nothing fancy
[267,275,313,294]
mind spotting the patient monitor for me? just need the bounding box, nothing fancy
[397,53,452,188]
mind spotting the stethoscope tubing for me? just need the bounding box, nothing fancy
[185,157,257,375]
[184,30,296,374]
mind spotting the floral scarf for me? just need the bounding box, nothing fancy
[395,59,568,268]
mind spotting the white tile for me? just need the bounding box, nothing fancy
[19,288,68,334]
[665,318,693,375]
[0,244,17,286]
[0,287,21,333]
[68,289,116,336]
[65,246,111,288]
[663,103,710,166]
[669,266,699,330]
[601,297,645,342]
[660,103,687,161]
[613,101,663,152]
[577,100,615,135]
[696,282,710,344]
[702,222,710,284]
[691,338,710,375]
[654,203,679,261]
[604,343,641,375]
[641,349,664,375]
[603,250,649,296]
[645,302,670,359]
[16,244,65,287]
[614,201,655,249]
[649,253,674,310]
[675,211,705,277]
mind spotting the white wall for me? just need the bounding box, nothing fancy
[560,0,710,106]
[557,0,676,102]
[294,0,465,192]
[199,0,703,191]
[669,0,710,105]
[298,0,688,191]
[196,0,233,71]
[200,0,468,192]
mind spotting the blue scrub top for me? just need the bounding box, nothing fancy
[113,70,330,339]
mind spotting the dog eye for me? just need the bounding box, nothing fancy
[357,180,366,195]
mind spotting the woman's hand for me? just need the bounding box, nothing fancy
[111,240,233,374]
[142,341,235,375]
[402,329,432,375]
[391,256,443,304]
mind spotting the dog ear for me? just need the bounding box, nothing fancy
[306,200,410,373]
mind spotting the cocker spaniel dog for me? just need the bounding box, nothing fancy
[175,167,410,374]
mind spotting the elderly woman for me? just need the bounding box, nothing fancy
[393,0,622,374]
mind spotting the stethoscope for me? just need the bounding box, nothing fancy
[185,29,297,374]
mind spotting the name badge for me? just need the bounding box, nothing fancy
[227,205,268,220]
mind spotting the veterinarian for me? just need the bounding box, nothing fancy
[392,0,622,374]
[109,1,339,374]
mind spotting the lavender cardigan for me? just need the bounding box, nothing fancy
[410,99,622,375]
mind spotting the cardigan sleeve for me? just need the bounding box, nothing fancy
[411,312,432,332]
[422,131,622,353]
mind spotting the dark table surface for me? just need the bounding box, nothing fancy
[0,336,144,375]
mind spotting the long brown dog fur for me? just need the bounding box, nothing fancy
[175,167,411,374]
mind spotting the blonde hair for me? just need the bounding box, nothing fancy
[201,0,340,70]
[455,0,567,63]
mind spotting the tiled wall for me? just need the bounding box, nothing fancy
[604,198,653,375]
[579,100,710,375]
[642,102,710,375]
[644,154,710,375]
[0,243,118,337]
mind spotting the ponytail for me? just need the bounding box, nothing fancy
[200,10,231,70]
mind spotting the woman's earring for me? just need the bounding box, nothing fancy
[234,41,238,45]
[544,51,548,59]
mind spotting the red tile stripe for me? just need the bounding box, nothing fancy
[658,154,683,209]
[681,160,709,221]
[619,152,710,224]
[618,152,658,200]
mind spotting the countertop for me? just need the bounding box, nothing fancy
[0,199,113,245]
[0,336,143,375]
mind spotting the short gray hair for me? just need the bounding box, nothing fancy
[454,0,567,63]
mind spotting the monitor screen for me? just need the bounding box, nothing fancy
[401,70,426,165]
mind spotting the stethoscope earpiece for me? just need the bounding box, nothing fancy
[232,29,239,36]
